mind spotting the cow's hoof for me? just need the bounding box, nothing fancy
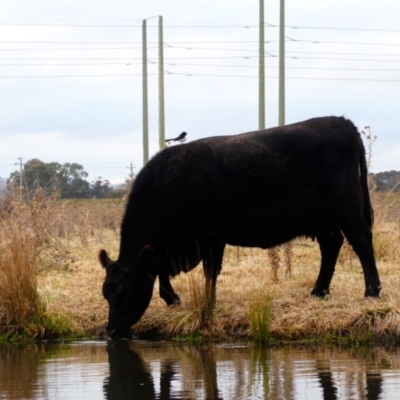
[364,285,382,298]
[166,296,181,306]
[310,287,329,297]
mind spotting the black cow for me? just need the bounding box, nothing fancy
[99,116,381,339]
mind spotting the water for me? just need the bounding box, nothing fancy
[1,341,400,399]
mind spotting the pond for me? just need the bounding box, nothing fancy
[1,340,400,399]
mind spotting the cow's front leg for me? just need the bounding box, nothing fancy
[158,273,181,305]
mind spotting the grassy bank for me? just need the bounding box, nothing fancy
[1,190,400,344]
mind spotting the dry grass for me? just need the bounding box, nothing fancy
[129,239,400,343]
[39,231,400,343]
[1,187,400,343]
[0,189,47,334]
[0,188,124,338]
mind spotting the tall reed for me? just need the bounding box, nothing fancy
[0,188,46,333]
[0,188,79,336]
[248,294,273,345]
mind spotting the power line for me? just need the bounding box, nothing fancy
[166,72,400,82]
[283,56,400,63]
[269,50,400,57]
[0,41,146,44]
[0,73,144,78]
[165,45,400,58]
[0,44,399,59]
[163,56,400,62]
[287,39,400,47]
[0,22,143,27]
[0,63,135,66]
[0,62,134,67]
[0,38,399,47]
[0,57,137,60]
[1,55,400,62]
[0,72,399,82]
[0,20,399,32]
[162,63,400,72]
[0,22,258,28]
[282,24,400,33]
[0,47,149,51]
[1,61,398,72]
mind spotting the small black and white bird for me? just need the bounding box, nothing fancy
[165,131,187,144]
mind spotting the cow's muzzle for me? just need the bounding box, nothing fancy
[106,327,129,340]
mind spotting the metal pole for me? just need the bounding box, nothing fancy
[142,19,149,164]
[18,157,23,188]
[159,16,165,151]
[127,162,135,180]
[279,0,285,126]
[258,0,265,131]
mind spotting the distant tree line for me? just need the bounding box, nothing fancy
[7,158,132,199]
[369,170,400,192]
[6,158,399,198]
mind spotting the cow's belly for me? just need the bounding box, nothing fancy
[224,206,327,248]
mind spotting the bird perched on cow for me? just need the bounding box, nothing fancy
[165,131,187,146]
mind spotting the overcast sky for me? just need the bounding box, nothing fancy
[1,0,399,184]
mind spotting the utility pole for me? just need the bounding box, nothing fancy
[127,163,135,180]
[142,19,149,165]
[159,16,165,151]
[142,15,165,163]
[279,0,285,126]
[15,157,24,188]
[258,0,265,131]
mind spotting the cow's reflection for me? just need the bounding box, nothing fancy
[315,358,383,400]
[316,367,338,400]
[198,346,223,400]
[366,372,383,400]
[103,340,156,399]
[103,341,223,400]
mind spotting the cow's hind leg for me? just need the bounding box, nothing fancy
[311,227,344,297]
[158,273,181,305]
[340,216,381,297]
[201,243,225,321]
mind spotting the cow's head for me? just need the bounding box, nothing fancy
[99,246,157,339]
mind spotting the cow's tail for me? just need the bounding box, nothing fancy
[359,140,373,228]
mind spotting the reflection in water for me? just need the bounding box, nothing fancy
[366,372,383,400]
[316,360,338,400]
[315,360,383,400]
[0,342,398,399]
[198,347,223,400]
[318,370,337,400]
[104,341,223,400]
[159,361,175,400]
[314,352,384,400]
[102,343,389,400]
[0,344,42,399]
[104,340,156,399]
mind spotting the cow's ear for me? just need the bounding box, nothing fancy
[99,249,113,269]
[139,245,155,261]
